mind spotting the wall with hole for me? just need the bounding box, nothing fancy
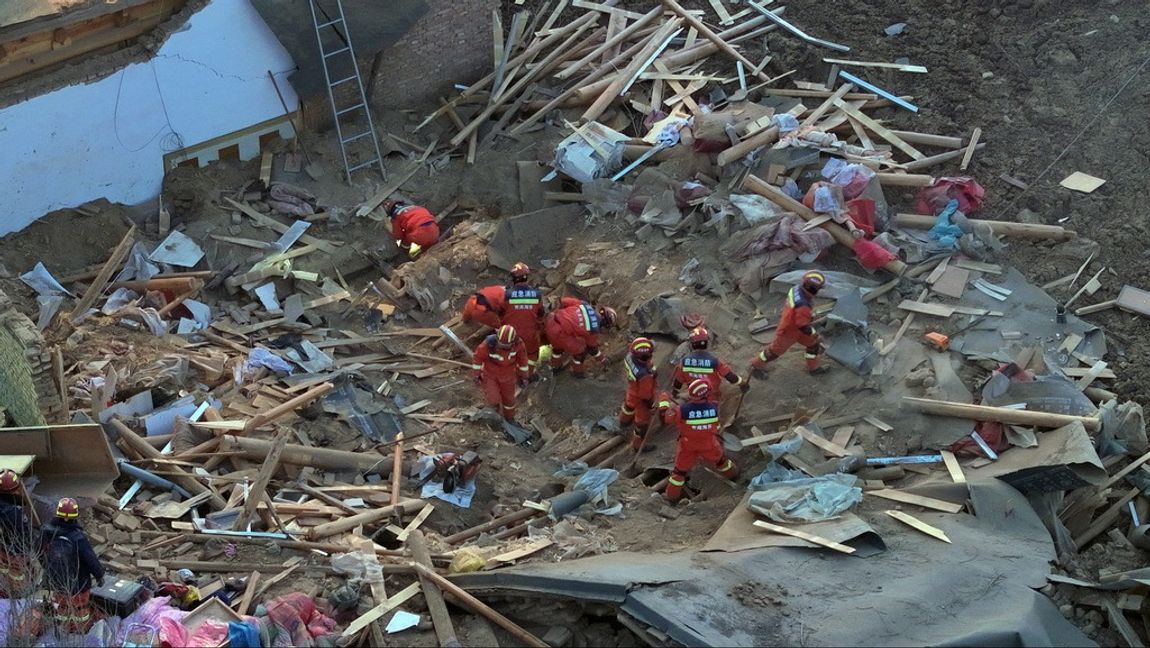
[0,0,299,236]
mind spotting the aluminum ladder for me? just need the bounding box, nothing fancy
[308,0,385,183]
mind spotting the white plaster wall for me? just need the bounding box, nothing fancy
[0,0,299,235]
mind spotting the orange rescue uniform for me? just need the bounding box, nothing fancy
[753,285,823,371]
[502,283,545,372]
[472,334,529,420]
[544,298,602,376]
[660,399,737,501]
[391,205,440,249]
[462,285,507,329]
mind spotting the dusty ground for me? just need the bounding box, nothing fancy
[2,0,1149,643]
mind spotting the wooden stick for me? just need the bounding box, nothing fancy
[902,396,1101,431]
[886,510,952,543]
[831,98,925,160]
[408,531,458,646]
[959,126,982,170]
[556,5,662,80]
[888,130,965,149]
[870,489,963,514]
[661,0,770,82]
[796,82,855,132]
[341,582,422,638]
[742,174,907,274]
[893,213,1075,241]
[411,563,549,648]
[902,144,986,172]
[716,125,779,166]
[1074,487,1140,547]
[940,450,966,484]
[243,382,334,432]
[71,225,136,322]
[294,482,359,516]
[390,432,404,508]
[306,499,426,540]
[443,508,540,545]
[156,280,205,317]
[581,18,682,124]
[234,427,290,531]
[234,571,261,615]
[876,172,934,187]
[751,519,856,554]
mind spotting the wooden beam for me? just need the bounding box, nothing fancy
[410,563,549,647]
[893,213,1075,241]
[243,382,334,432]
[341,582,422,638]
[831,98,925,160]
[234,427,290,531]
[408,531,457,646]
[959,126,982,171]
[661,0,771,82]
[903,396,1101,432]
[70,225,136,322]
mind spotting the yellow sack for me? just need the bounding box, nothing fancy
[449,549,486,574]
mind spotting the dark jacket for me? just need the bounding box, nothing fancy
[41,521,104,595]
[0,496,34,555]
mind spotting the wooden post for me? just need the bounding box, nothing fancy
[243,382,334,432]
[408,531,458,646]
[902,397,1101,431]
[661,0,770,82]
[581,18,682,124]
[715,125,779,167]
[390,432,404,508]
[156,280,204,317]
[306,499,426,540]
[410,563,549,648]
[234,571,261,615]
[443,508,540,545]
[234,427,290,530]
[741,174,907,274]
[218,435,395,475]
[893,213,1075,241]
[110,419,227,510]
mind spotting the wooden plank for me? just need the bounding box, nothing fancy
[1062,366,1117,380]
[822,57,928,73]
[959,127,982,170]
[741,431,787,447]
[897,300,955,317]
[886,510,952,543]
[1076,360,1109,391]
[793,425,849,457]
[395,503,435,542]
[1105,600,1146,648]
[706,0,733,24]
[931,267,970,299]
[233,428,290,530]
[234,571,261,615]
[830,426,854,449]
[940,450,966,484]
[831,98,925,160]
[489,538,555,564]
[223,198,340,254]
[340,581,422,638]
[869,489,963,513]
[752,519,856,554]
[1116,285,1150,317]
[1102,450,1150,489]
[71,225,136,322]
[862,416,893,433]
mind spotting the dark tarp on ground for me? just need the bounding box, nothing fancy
[456,480,1091,647]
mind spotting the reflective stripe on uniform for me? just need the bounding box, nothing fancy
[471,364,483,370]
[508,298,539,305]
[668,475,686,486]
[804,352,818,359]
[688,417,719,426]
[718,459,734,472]
[758,350,768,362]
[621,406,635,415]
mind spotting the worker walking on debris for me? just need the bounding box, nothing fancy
[620,337,659,451]
[472,325,530,423]
[672,326,748,398]
[502,262,546,376]
[751,271,828,377]
[462,284,507,329]
[658,380,738,503]
[0,470,35,597]
[385,199,440,256]
[544,297,616,378]
[41,498,104,634]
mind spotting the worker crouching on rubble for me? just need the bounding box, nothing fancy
[472,325,529,423]
[751,270,828,377]
[501,262,546,377]
[41,498,105,634]
[544,297,616,378]
[462,284,507,329]
[384,199,440,256]
[620,337,658,451]
[0,470,35,597]
[659,380,738,503]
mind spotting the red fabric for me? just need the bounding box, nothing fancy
[949,421,1008,458]
[779,292,813,335]
[462,285,507,328]
[853,238,897,270]
[913,177,986,215]
[544,305,599,358]
[391,206,440,248]
[266,592,337,644]
[481,374,517,415]
[845,198,876,237]
[662,404,725,472]
[766,326,819,357]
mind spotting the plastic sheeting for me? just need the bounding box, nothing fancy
[746,473,863,523]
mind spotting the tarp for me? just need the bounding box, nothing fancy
[455,480,1091,647]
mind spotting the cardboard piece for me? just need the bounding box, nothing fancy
[1059,172,1106,194]
[702,494,885,557]
[968,421,1106,493]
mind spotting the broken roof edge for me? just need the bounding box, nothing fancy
[0,0,206,110]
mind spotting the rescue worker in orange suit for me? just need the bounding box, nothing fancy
[619,337,658,451]
[751,270,828,377]
[41,498,104,634]
[501,263,545,377]
[544,298,616,378]
[672,326,748,399]
[463,284,507,329]
[472,325,529,423]
[658,380,738,503]
[385,200,440,254]
[0,470,35,597]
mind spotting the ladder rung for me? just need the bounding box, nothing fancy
[341,132,373,145]
[347,161,378,172]
[335,103,365,116]
[317,18,344,28]
[323,46,351,58]
[330,75,357,87]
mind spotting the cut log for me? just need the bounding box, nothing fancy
[902,396,1101,432]
[306,498,426,540]
[893,213,1075,241]
[243,382,334,432]
[218,436,396,475]
[111,419,227,510]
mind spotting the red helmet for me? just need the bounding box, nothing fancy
[686,379,711,402]
[496,325,518,347]
[56,497,80,520]
[680,313,705,330]
[801,271,826,294]
[0,470,19,494]
[510,262,531,281]
[688,326,709,348]
[598,307,617,329]
[629,337,654,360]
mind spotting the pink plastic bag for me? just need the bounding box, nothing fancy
[914,177,986,215]
[853,238,896,270]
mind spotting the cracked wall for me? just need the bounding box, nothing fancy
[0,0,298,235]
[0,289,60,427]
